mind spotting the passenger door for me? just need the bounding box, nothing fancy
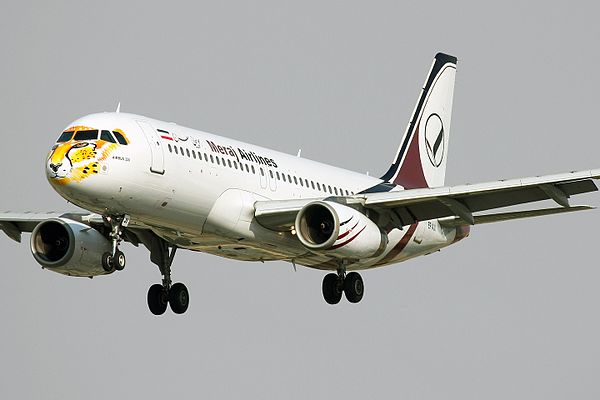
[137,120,165,174]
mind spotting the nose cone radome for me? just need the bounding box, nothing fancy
[46,142,101,185]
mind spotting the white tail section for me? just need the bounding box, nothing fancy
[380,53,457,188]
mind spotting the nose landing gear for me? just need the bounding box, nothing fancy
[102,215,129,272]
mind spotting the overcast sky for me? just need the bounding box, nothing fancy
[1,1,600,399]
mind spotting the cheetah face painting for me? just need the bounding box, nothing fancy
[47,133,122,185]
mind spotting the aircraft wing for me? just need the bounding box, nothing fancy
[0,212,94,243]
[0,211,151,244]
[255,169,600,230]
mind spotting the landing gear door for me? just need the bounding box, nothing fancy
[137,120,165,175]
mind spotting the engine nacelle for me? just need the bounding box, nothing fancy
[30,218,112,277]
[295,201,387,259]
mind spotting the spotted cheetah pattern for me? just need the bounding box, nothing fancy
[47,127,127,185]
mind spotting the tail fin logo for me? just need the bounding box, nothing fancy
[424,113,445,168]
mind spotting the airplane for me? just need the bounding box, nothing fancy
[1,52,599,316]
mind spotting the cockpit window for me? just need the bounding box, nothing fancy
[74,129,99,141]
[100,130,117,143]
[112,130,128,145]
[57,131,74,143]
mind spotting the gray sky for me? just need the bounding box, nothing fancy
[1,1,599,399]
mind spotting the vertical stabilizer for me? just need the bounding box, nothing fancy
[380,53,457,188]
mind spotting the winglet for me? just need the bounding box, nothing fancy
[116,102,121,113]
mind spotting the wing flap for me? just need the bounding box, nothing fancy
[0,221,23,243]
[365,169,600,224]
[438,206,594,227]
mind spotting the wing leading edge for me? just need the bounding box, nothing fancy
[255,169,600,231]
[0,212,107,243]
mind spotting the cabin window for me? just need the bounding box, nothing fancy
[233,161,238,169]
[269,170,274,179]
[260,168,264,176]
[276,172,280,180]
[57,131,74,142]
[74,129,98,141]
[100,130,116,143]
[328,185,332,194]
[112,130,128,145]
[334,187,339,195]
[299,178,304,187]
[293,176,298,185]
[288,174,292,183]
[210,155,214,163]
[186,149,191,157]
[174,146,179,155]
[227,159,232,168]
[168,144,172,152]
[317,182,321,191]
[180,147,184,155]
[311,181,315,189]
[282,174,287,182]
[192,150,197,159]
[251,165,256,174]
[221,157,226,166]
[245,164,250,173]
[216,157,220,165]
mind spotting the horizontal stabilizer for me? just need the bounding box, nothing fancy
[438,205,594,228]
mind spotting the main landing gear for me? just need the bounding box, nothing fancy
[147,242,189,315]
[98,215,189,315]
[322,267,364,305]
[102,215,128,272]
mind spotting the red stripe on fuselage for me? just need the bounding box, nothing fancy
[374,223,418,266]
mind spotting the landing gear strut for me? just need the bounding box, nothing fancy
[322,266,364,305]
[102,215,128,272]
[147,242,189,315]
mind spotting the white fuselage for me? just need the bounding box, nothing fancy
[47,112,467,271]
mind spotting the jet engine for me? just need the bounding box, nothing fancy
[295,201,387,259]
[30,218,113,277]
